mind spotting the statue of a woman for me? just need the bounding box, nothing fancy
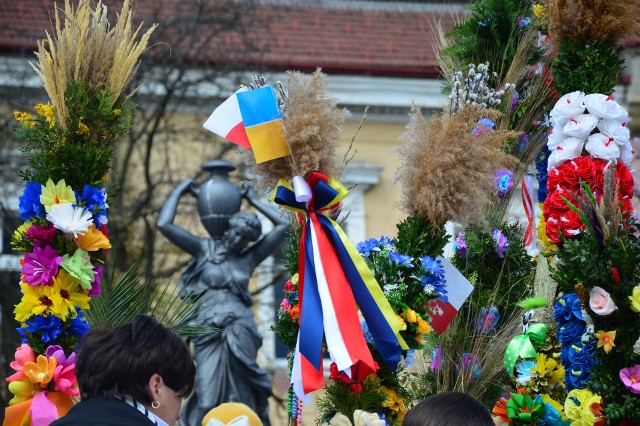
[157,162,289,426]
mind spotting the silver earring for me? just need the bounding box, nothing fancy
[152,401,160,409]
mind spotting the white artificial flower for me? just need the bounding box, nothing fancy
[619,139,634,166]
[547,137,585,171]
[547,128,566,149]
[634,336,640,356]
[46,203,93,238]
[549,91,586,126]
[562,113,600,138]
[585,133,620,163]
[597,119,631,144]
[584,93,625,120]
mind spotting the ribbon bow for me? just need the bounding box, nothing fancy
[503,323,548,377]
[272,172,408,401]
[506,393,544,423]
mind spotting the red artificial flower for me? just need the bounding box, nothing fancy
[615,162,635,199]
[612,267,620,284]
[328,360,378,394]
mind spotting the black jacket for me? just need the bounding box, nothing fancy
[50,397,156,426]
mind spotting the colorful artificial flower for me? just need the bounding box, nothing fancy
[505,392,544,423]
[21,245,63,286]
[7,377,34,405]
[47,345,79,396]
[634,336,640,356]
[288,305,300,320]
[629,286,640,313]
[18,314,63,344]
[565,341,596,390]
[416,317,430,334]
[534,353,565,385]
[493,390,526,423]
[419,256,448,302]
[18,182,46,220]
[619,365,640,395]
[379,386,407,422]
[88,264,103,297]
[594,330,616,354]
[515,359,537,386]
[24,224,58,248]
[457,352,482,381]
[328,360,377,394]
[356,236,394,257]
[388,251,413,267]
[280,298,292,312]
[454,231,467,257]
[492,229,509,258]
[23,354,57,386]
[533,3,545,18]
[472,118,495,138]
[74,224,111,251]
[47,203,93,238]
[495,169,514,197]
[540,394,569,424]
[395,315,407,331]
[53,269,91,315]
[76,185,108,225]
[431,347,443,371]
[474,306,500,334]
[403,309,418,324]
[564,389,604,425]
[7,343,35,382]
[14,282,66,322]
[40,179,76,213]
[60,248,95,290]
[66,309,90,338]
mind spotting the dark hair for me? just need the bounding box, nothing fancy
[75,314,196,404]
[228,212,261,241]
[403,392,494,426]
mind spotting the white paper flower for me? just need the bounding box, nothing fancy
[46,203,93,238]
[585,133,620,163]
[584,93,625,119]
[620,139,634,166]
[597,119,630,144]
[549,91,586,126]
[547,137,585,171]
[634,336,640,356]
[562,113,600,138]
[547,128,566,149]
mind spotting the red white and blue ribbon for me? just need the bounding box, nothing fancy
[272,172,408,402]
[521,173,537,254]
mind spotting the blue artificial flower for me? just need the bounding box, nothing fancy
[405,349,416,367]
[472,118,495,138]
[566,341,596,390]
[517,16,531,28]
[515,359,537,386]
[492,229,509,258]
[18,182,46,221]
[77,185,108,225]
[553,293,584,324]
[388,251,413,267]
[21,314,63,343]
[557,320,586,345]
[535,147,551,203]
[420,256,442,275]
[67,308,91,338]
[541,401,571,426]
[420,256,448,302]
[517,132,529,153]
[495,169,514,197]
[356,236,394,257]
[474,306,500,334]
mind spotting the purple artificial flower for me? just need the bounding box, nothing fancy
[475,306,500,333]
[88,264,103,297]
[472,118,495,138]
[517,133,529,153]
[24,224,58,248]
[457,352,482,381]
[492,229,509,259]
[517,17,531,28]
[454,232,467,257]
[620,365,640,394]
[495,169,514,197]
[431,347,443,371]
[22,245,62,286]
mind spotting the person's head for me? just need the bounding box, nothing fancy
[75,314,196,425]
[223,212,261,253]
[403,392,494,426]
[202,402,263,426]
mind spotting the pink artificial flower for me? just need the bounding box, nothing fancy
[88,264,103,297]
[24,224,58,247]
[46,345,79,396]
[619,365,640,394]
[7,344,35,382]
[284,280,295,292]
[589,286,618,316]
[280,299,292,312]
[21,245,62,286]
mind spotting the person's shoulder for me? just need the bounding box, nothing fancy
[50,396,155,426]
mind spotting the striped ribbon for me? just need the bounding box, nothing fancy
[272,172,408,402]
[521,173,537,251]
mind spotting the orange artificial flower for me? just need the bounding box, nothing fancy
[75,225,111,251]
[23,355,57,386]
[594,330,616,354]
[288,305,300,321]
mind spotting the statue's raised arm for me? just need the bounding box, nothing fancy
[156,178,201,257]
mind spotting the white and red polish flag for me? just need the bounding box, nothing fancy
[429,256,474,334]
[203,87,251,149]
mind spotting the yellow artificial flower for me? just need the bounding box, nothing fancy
[14,283,66,323]
[416,317,431,334]
[13,111,35,127]
[537,207,556,255]
[75,225,111,252]
[540,394,568,421]
[534,353,565,384]
[594,330,616,354]
[53,269,91,315]
[380,386,407,422]
[630,286,640,313]
[40,179,76,213]
[76,118,90,137]
[533,4,546,18]
[112,108,121,116]
[404,309,418,324]
[23,355,57,386]
[564,389,603,425]
[396,315,407,331]
[8,377,34,405]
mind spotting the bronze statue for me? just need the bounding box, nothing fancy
[157,160,289,426]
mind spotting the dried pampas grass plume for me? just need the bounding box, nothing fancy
[251,70,347,190]
[396,107,519,228]
[547,0,640,44]
[32,0,156,127]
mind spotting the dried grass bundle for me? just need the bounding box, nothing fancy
[31,0,156,127]
[396,107,519,228]
[251,70,347,190]
[547,0,640,44]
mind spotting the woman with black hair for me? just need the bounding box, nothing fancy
[403,392,495,426]
[51,315,196,426]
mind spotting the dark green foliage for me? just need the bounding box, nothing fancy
[395,215,449,260]
[282,222,302,276]
[17,80,136,189]
[271,314,298,350]
[440,0,537,82]
[316,378,388,426]
[551,40,624,96]
[452,222,534,313]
